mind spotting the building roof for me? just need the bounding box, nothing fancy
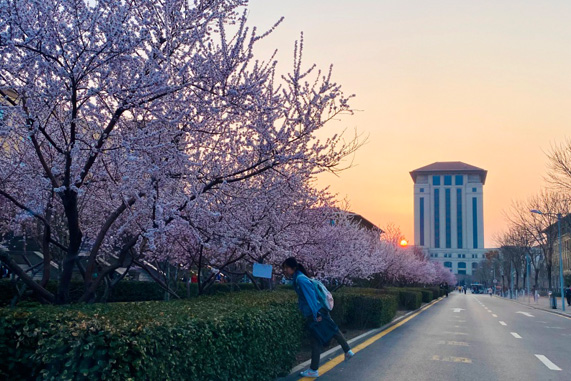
[543,213,571,236]
[346,212,384,234]
[410,161,487,184]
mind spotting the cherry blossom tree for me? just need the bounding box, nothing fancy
[0,0,358,303]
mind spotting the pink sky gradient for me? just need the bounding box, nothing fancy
[247,0,571,247]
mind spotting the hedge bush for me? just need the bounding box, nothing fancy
[427,287,442,300]
[417,289,433,303]
[386,288,422,310]
[0,291,303,381]
[331,289,398,329]
[0,280,262,306]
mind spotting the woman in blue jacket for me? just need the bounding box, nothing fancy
[282,257,354,378]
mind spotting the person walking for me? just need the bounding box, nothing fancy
[565,285,571,307]
[282,257,354,378]
[441,282,449,297]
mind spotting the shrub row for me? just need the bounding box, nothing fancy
[331,290,398,329]
[0,285,422,380]
[0,280,260,306]
[384,288,423,310]
[0,287,401,380]
[0,291,303,381]
[397,290,422,310]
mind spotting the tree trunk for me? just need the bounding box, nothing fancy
[40,201,53,287]
[57,192,83,304]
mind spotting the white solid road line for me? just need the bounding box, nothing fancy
[535,355,562,371]
[499,321,507,326]
[510,332,522,339]
[516,311,534,317]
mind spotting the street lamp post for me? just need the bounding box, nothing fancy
[530,209,565,312]
[557,213,564,312]
[526,254,531,304]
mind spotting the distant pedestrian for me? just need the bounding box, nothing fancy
[565,285,571,307]
[441,282,449,297]
[282,257,354,379]
[463,286,467,295]
[488,288,493,297]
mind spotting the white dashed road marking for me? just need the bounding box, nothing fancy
[499,321,507,326]
[492,314,498,317]
[510,332,522,339]
[535,355,562,371]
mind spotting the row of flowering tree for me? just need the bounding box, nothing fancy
[0,0,453,305]
[474,139,571,291]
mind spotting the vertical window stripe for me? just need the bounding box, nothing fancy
[434,189,440,248]
[472,197,478,249]
[457,189,463,249]
[445,188,451,248]
[420,197,425,246]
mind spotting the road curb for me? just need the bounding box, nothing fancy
[284,296,445,378]
[496,296,571,319]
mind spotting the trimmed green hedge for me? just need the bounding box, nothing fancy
[427,287,442,300]
[0,280,261,306]
[386,288,422,310]
[0,291,303,381]
[332,288,398,329]
[417,289,433,303]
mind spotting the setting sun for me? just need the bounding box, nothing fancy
[399,239,408,247]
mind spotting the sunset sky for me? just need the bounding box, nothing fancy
[247,0,571,247]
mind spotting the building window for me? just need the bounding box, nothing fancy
[458,270,467,275]
[456,188,462,249]
[455,175,463,185]
[444,175,452,186]
[458,262,466,269]
[433,176,441,186]
[472,197,478,249]
[420,188,424,193]
[445,188,451,248]
[472,262,478,269]
[472,187,477,192]
[444,262,452,268]
[472,254,478,258]
[434,189,440,248]
[458,253,466,258]
[420,197,425,246]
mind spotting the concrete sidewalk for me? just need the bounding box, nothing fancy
[497,293,571,318]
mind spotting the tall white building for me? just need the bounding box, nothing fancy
[410,162,487,276]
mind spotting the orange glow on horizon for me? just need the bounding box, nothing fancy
[248,1,571,248]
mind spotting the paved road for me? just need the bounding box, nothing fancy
[297,292,571,380]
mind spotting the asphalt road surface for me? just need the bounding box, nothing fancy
[300,292,571,381]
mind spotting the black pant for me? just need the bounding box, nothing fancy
[308,313,350,370]
[566,295,571,306]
